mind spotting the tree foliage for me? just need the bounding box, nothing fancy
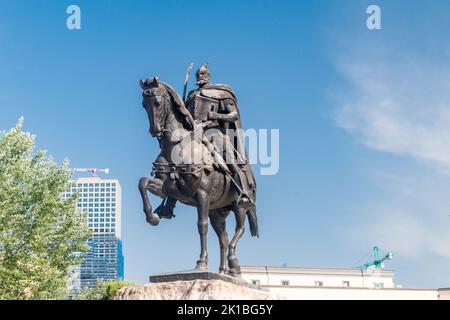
[73,280,134,300]
[0,119,90,299]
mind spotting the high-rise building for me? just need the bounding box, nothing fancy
[66,176,124,292]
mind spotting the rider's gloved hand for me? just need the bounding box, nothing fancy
[208,112,221,121]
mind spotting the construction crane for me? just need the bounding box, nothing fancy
[357,246,393,270]
[68,168,110,177]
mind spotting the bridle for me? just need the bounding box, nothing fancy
[143,86,184,143]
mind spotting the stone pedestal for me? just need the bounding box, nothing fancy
[150,270,262,290]
[115,271,275,300]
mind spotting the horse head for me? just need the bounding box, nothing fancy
[140,76,170,138]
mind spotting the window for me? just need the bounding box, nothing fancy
[374,282,384,289]
[251,280,261,285]
[314,281,323,287]
[281,280,289,286]
[342,281,350,287]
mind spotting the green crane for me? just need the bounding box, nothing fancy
[358,246,393,270]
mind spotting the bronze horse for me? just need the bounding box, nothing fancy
[138,77,258,275]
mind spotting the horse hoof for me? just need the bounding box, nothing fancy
[195,260,208,271]
[227,255,240,269]
[146,213,160,226]
[218,268,226,275]
[228,267,241,277]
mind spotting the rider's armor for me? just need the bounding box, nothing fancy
[185,64,252,204]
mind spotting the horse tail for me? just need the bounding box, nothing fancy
[246,207,259,238]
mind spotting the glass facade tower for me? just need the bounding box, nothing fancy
[66,177,124,292]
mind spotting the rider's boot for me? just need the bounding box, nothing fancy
[155,197,177,219]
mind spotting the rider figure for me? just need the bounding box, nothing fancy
[156,63,252,219]
[186,63,251,204]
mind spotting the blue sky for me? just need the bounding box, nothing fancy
[1,0,450,288]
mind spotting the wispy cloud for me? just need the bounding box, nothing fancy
[335,54,450,173]
[334,48,450,287]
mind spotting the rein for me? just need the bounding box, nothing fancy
[153,96,213,179]
[152,162,213,180]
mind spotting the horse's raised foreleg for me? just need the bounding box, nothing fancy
[138,177,164,226]
[228,206,246,276]
[194,190,210,271]
[210,210,229,274]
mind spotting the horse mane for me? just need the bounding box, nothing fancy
[160,82,185,110]
[159,81,193,130]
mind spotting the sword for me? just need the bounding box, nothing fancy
[225,170,255,205]
[182,62,194,103]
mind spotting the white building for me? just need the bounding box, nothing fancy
[240,265,449,300]
[241,265,396,289]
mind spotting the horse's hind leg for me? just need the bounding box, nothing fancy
[194,190,210,271]
[210,210,229,274]
[228,206,246,276]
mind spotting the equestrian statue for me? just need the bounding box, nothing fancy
[138,63,258,276]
